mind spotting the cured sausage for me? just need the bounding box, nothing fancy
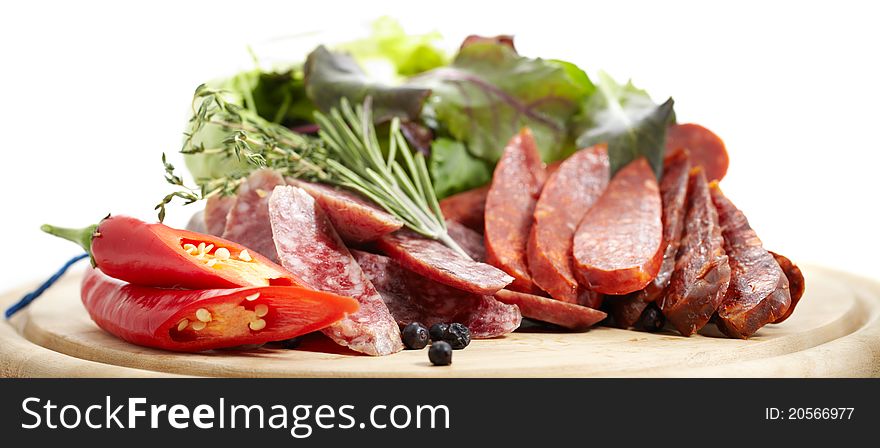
[573,158,664,295]
[710,184,791,339]
[657,168,731,336]
[485,128,548,292]
[445,219,486,262]
[527,145,609,303]
[666,123,729,182]
[221,169,286,262]
[493,289,606,331]
[439,185,489,233]
[353,250,522,338]
[203,194,236,237]
[769,251,805,324]
[608,149,692,327]
[287,179,404,243]
[268,185,403,356]
[377,230,513,295]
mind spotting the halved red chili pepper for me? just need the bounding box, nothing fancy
[81,267,359,352]
[43,215,301,289]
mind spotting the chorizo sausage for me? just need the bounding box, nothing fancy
[493,289,606,331]
[439,185,489,233]
[710,183,791,339]
[657,168,731,336]
[666,123,729,182]
[573,158,664,295]
[484,128,548,292]
[221,169,286,262]
[769,251,805,324]
[527,145,609,303]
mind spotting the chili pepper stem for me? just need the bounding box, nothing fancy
[41,223,99,265]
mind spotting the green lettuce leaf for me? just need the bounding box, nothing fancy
[574,72,675,178]
[429,138,492,199]
[410,41,594,163]
[336,16,448,79]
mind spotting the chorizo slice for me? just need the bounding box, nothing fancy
[204,194,236,237]
[439,185,489,233]
[666,123,729,182]
[287,179,404,243]
[573,158,664,295]
[710,184,791,339]
[494,289,606,331]
[268,185,403,356]
[377,230,514,296]
[485,128,548,292]
[353,250,522,338]
[221,169,286,262]
[445,219,486,262]
[657,168,731,336]
[769,251,805,324]
[608,150,692,327]
[527,145,609,303]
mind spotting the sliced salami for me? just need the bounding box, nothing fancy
[485,128,548,292]
[494,289,606,331]
[439,185,489,233]
[573,158,664,295]
[666,123,729,182]
[288,179,404,243]
[377,229,513,295]
[221,169,286,261]
[268,185,403,356]
[204,194,236,237]
[710,184,791,339]
[769,251,805,324]
[445,219,486,262]
[527,145,609,303]
[657,168,731,336]
[353,250,521,338]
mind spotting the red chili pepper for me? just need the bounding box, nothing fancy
[81,267,359,352]
[43,215,301,289]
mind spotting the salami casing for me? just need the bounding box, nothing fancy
[527,145,609,303]
[268,186,403,356]
[221,169,286,262]
[573,158,664,295]
[287,179,404,243]
[769,251,805,324]
[666,123,729,182]
[485,128,548,292]
[657,168,731,336]
[493,289,606,331]
[710,184,791,339]
[353,250,521,338]
[377,230,513,295]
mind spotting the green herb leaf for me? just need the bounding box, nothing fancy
[429,138,492,199]
[574,72,675,178]
[336,17,448,78]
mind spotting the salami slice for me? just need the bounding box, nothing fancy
[221,169,286,261]
[493,289,606,331]
[527,145,609,303]
[769,251,805,324]
[377,230,513,295]
[353,250,521,338]
[608,150,692,327]
[204,194,236,237]
[710,184,791,339]
[573,158,664,295]
[185,210,207,234]
[268,185,403,356]
[445,219,486,262]
[657,168,731,336]
[287,179,404,243]
[439,185,489,233]
[485,128,548,292]
[666,123,729,182]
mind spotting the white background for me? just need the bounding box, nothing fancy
[0,0,878,293]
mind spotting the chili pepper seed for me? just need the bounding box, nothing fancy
[254,304,269,318]
[245,292,260,301]
[238,250,253,262]
[192,321,207,331]
[183,243,197,254]
[249,319,266,331]
[177,319,189,332]
[214,247,231,260]
[195,308,212,322]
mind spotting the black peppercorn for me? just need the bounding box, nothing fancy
[428,341,453,366]
[443,322,471,349]
[637,305,665,332]
[402,322,429,349]
[429,323,448,341]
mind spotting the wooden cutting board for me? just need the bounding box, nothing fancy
[2,264,879,377]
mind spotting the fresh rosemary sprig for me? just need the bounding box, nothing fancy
[158,85,468,257]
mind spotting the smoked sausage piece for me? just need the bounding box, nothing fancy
[484,128,548,292]
[769,251,805,324]
[666,123,729,182]
[268,185,404,356]
[494,289,606,331]
[204,194,236,237]
[287,179,404,244]
[445,219,487,262]
[439,185,489,233]
[608,150,692,327]
[527,145,609,303]
[657,168,731,336]
[221,169,286,262]
[573,158,664,295]
[377,230,514,296]
[353,250,522,338]
[710,184,791,339]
